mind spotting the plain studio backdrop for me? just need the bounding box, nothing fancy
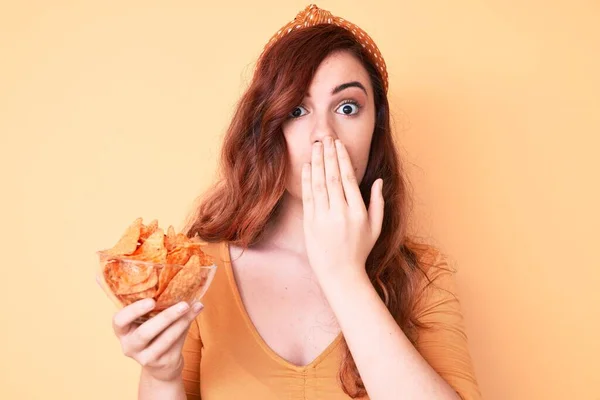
[1,1,598,399]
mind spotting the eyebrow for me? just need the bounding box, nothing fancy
[305,81,368,98]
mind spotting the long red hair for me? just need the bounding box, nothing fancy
[184,24,430,398]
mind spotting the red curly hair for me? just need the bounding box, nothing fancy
[184,24,431,398]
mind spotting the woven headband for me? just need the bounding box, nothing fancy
[257,4,389,93]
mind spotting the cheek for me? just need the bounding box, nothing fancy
[283,139,309,194]
[353,164,368,185]
[284,160,305,198]
[345,146,370,183]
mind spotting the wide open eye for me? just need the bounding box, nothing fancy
[289,105,308,119]
[335,101,361,116]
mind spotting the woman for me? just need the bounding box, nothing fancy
[111,4,481,399]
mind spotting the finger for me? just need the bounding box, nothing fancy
[129,301,193,351]
[323,137,346,209]
[302,162,314,220]
[113,298,156,337]
[137,302,204,365]
[368,179,385,239]
[311,141,329,211]
[334,139,364,209]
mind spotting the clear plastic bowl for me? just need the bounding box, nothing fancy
[96,251,217,324]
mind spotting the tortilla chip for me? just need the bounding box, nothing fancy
[140,219,158,242]
[175,233,188,248]
[166,246,191,266]
[102,260,121,293]
[103,259,154,293]
[156,265,182,298]
[127,229,167,263]
[155,255,203,308]
[187,245,214,266]
[99,219,216,314]
[115,268,158,295]
[104,218,142,256]
[165,226,177,252]
[118,287,157,306]
[188,232,207,246]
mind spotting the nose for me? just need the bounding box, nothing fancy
[309,116,339,144]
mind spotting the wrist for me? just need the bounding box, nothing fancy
[316,264,370,295]
[323,263,368,282]
[138,362,186,400]
[141,356,184,383]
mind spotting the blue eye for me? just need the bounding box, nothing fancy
[289,106,308,119]
[335,101,360,116]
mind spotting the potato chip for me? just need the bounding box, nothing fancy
[104,218,142,256]
[156,255,204,308]
[140,219,158,242]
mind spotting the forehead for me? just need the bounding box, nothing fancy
[307,51,371,95]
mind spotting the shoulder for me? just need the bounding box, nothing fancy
[193,240,232,272]
[405,242,482,398]
[406,241,456,286]
[404,240,460,318]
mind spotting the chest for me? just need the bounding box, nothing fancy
[229,245,341,367]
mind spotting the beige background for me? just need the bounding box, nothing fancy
[1,1,598,399]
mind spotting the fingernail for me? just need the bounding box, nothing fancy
[176,302,190,313]
[142,298,155,310]
[192,302,204,313]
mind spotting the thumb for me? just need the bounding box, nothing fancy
[368,179,384,239]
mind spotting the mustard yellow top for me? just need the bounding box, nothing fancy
[181,241,481,399]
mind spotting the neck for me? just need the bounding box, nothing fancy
[254,191,308,259]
